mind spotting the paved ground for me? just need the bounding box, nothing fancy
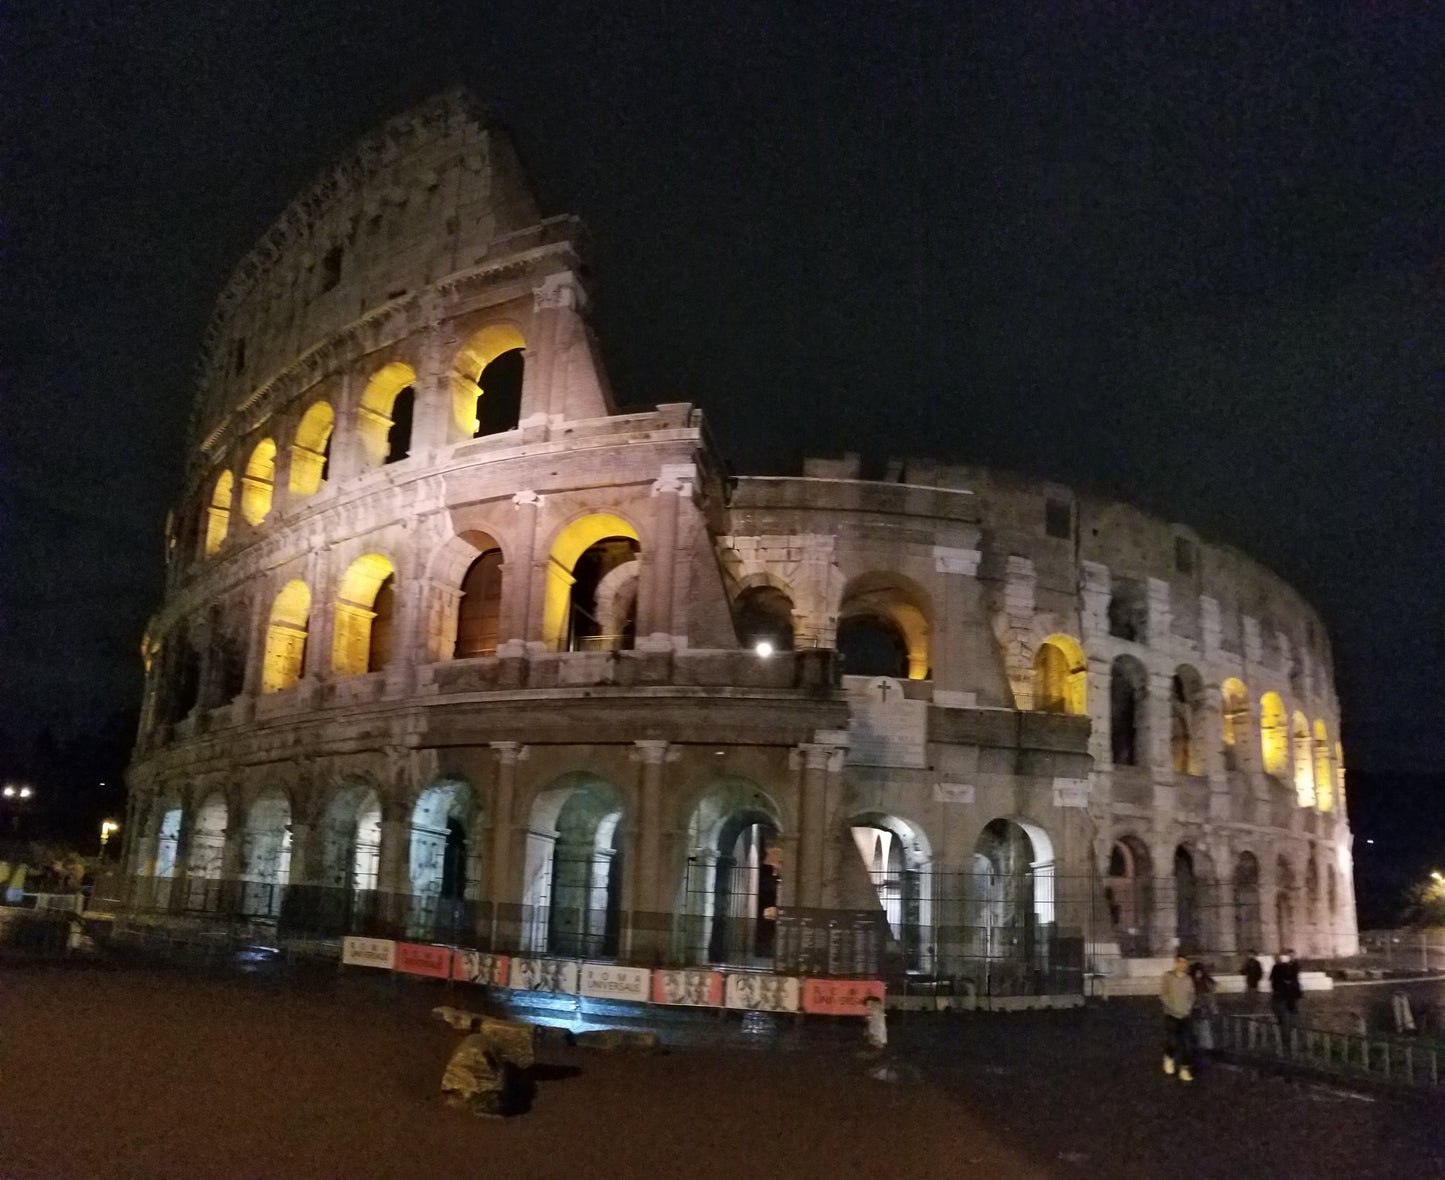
[1,958,1442,1179]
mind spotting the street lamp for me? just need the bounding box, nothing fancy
[100,819,120,854]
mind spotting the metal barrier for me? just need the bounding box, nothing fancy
[1220,1012,1443,1089]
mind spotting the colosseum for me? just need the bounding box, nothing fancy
[119,91,1358,998]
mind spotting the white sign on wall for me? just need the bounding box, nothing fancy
[342,936,396,970]
[511,957,580,994]
[932,782,975,804]
[1052,778,1091,808]
[579,963,651,1002]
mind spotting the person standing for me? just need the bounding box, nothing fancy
[1189,962,1219,1067]
[1241,950,1263,1003]
[1269,949,1303,1050]
[1159,954,1197,1082]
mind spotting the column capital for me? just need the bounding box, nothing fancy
[511,489,544,510]
[650,463,696,497]
[631,739,673,764]
[489,741,529,764]
[791,742,846,772]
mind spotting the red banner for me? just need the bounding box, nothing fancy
[801,978,885,1016]
[394,942,451,979]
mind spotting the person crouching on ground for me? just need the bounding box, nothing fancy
[1159,954,1197,1082]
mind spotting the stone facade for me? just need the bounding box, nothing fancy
[122,92,1357,986]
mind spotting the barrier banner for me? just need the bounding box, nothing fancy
[724,972,801,1012]
[395,942,451,978]
[510,957,579,994]
[802,978,885,1016]
[451,949,510,987]
[342,936,396,970]
[579,963,651,1002]
[652,969,724,1008]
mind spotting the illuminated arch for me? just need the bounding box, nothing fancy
[1032,634,1086,714]
[205,470,234,555]
[541,513,641,651]
[1312,719,1333,811]
[1259,692,1288,776]
[358,362,416,466]
[1291,711,1315,807]
[289,401,335,496]
[837,572,931,680]
[450,324,527,436]
[1220,678,1249,768]
[261,580,311,693]
[332,554,397,676]
[240,439,276,525]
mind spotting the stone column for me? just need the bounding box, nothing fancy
[219,797,245,915]
[793,744,831,909]
[932,547,995,702]
[500,492,541,653]
[1147,671,1175,779]
[629,741,670,961]
[383,573,426,697]
[1150,838,1179,956]
[487,742,525,906]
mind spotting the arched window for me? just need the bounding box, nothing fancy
[289,401,334,496]
[1313,721,1333,812]
[205,471,233,555]
[1292,711,1315,808]
[1110,656,1148,766]
[332,554,397,676]
[1106,836,1153,956]
[1259,692,1288,777]
[1107,579,1146,642]
[455,548,503,659]
[1170,667,1203,775]
[450,324,527,437]
[836,573,931,680]
[240,439,276,525]
[262,580,311,693]
[734,585,795,654]
[541,514,641,652]
[1031,635,1087,714]
[1220,678,1249,770]
[357,362,417,467]
[522,774,625,957]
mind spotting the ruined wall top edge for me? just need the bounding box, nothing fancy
[190,89,548,443]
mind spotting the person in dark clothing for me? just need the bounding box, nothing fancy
[1241,950,1263,999]
[1269,949,1303,1048]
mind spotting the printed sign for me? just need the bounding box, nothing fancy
[579,963,651,1002]
[341,936,396,970]
[652,969,724,1008]
[510,957,580,994]
[395,942,451,979]
[451,949,510,987]
[724,972,802,1013]
[802,978,885,1016]
[1052,777,1090,808]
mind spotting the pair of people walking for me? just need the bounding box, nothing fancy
[1158,955,1217,1081]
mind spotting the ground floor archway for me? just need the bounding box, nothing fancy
[521,775,624,957]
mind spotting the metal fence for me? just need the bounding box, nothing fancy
[1220,1012,1444,1090]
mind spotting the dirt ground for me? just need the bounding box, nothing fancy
[1,959,1441,1180]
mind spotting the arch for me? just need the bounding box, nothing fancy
[261,580,311,693]
[1170,665,1204,775]
[240,438,276,526]
[1259,692,1288,776]
[451,323,527,436]
[331,554,396,676]
[1105,835,1153,957]
[205,471,233,555]
[734,584,796,654]
[289,401,335,496]
[969,819,1057,984]
[1313,720,1333,812]
[1233,851,1263,954]
[454,539,504,659]
[409,780,475,939]
[1292,711,1315,807]
[837,572,931,680]
[522,774,625,957]
[541,512,642,652]
[1109,655,1148,767]
[680,780,784,967]
[319,783,383,898]
[1032,634,1086,714]
[1220,678,1249,770]
[593,559,640,642]
[358,362,417,466]
[187,792,228,879]
[240,789,291,918]
[1276,856,1297,952]
[849,813,933,972]
[150,803,184,910]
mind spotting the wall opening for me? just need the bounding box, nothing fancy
[850,814,932,972]
[1107,578,1146,642]
[289,401,335,496]
[1105,836,1153,956]
[1313,720,1333,812]
[1259,692,1288,777]
[1109,655,1147,767]
[541,513,641,652]
[332,554,396,677]
[1032,634,1087,714]
[241,790,291,918]
[521,775,624,958]
[455,544,503,659]
[837,573,931,679]
[734,584,795,653]
[240,439,276,526]
[970,819,1056,978]
[1233,851,1262,954]
[451,324,527,437]
[1292,711,1315,807]
[1221,678,1249,770]
[357,363,417,467]
[205,471,233,555]
[1170,666,1203,775]
[475,348,525,437]
[261,580,311,693]
[185,793,228,911]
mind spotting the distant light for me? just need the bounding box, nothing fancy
[754,641,774,659]
[2,786,13,798]
[1366,838,1374,845]
[18,787,31,799]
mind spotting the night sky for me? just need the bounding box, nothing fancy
[3,6,1442,882]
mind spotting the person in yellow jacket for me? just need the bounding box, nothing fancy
[1159,954,1197,1082]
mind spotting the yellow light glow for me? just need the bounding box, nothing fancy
[262,579,311,693]
[289,401,335,496]
[451,324,527,436]
[205,471,233,555]
[1292,710,1315,808]
[1220,678,1248,750]
[1313,719,1333,811]
[332,553,395,675]
[1259,692,1288,776]
[1032,634,1087,714]
[358,363,416,466]
[542,513,640,651]
[241,439,277,525]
